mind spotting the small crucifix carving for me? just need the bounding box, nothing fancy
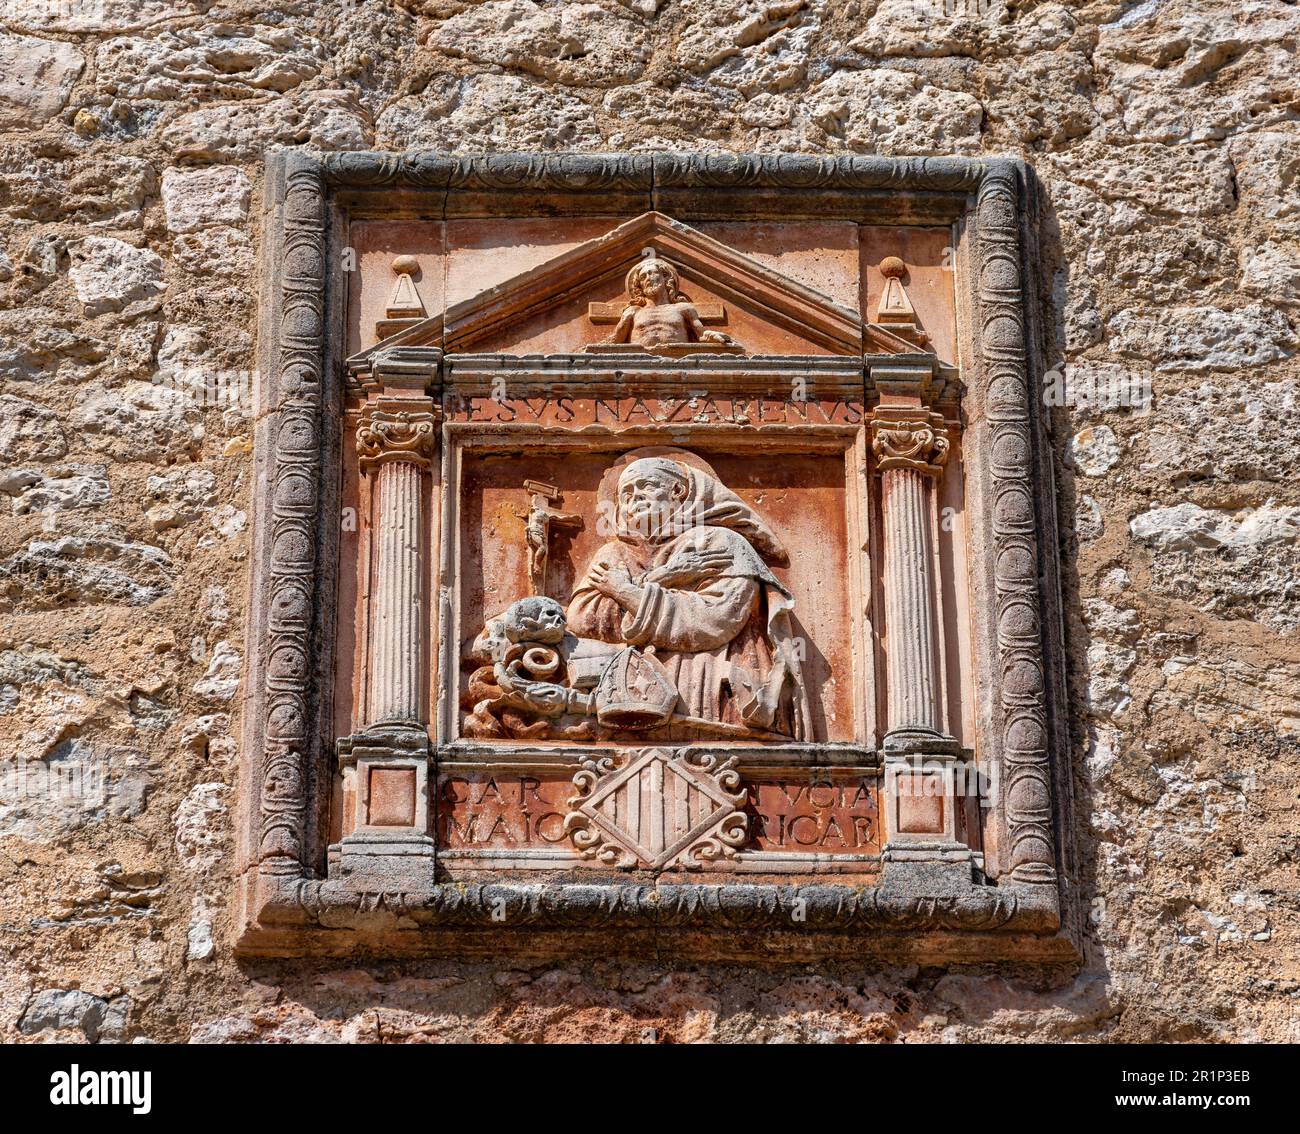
[520,479,583,597]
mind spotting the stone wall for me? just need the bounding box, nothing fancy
[1,0,1295,1043]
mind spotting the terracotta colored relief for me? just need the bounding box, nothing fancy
[329,209,973,878]
[455,448,856,751]
[237,154,1071,957]
[463,448,811,745]
[588,257,744,356]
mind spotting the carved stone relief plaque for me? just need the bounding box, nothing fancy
[463,448,812,746]
[236,153,1076,962]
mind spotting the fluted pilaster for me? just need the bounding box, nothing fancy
[357,409,435,728]
[882,466,939,734]
[368,459,423,723]
[872,417,950,746]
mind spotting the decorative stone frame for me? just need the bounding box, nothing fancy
[235,151,1079,963]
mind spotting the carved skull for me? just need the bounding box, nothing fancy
[502,595,567,645]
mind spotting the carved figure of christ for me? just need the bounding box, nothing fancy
[606,259,735,349]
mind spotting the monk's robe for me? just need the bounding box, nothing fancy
[568,525,809,738]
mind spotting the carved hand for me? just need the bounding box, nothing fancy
[588,561,644,611]
[700,329,736,345]
[515,680,571,716]
[646,548,732,589]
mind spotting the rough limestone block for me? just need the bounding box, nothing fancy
[0,34,84,130]
[69,237,166,316]
[161,166,252,233]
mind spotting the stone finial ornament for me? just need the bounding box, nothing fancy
[374,254,427,340]
[875,255,929,348]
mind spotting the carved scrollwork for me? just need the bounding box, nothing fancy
[356,410,436,472]
[871,419,951,475]
[564,756,636,868]
[564,748,750,871]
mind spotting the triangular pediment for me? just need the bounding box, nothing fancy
[348,213,940,369]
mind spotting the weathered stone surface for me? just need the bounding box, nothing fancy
[705,6,819,96]
[851,0,1075,61]
[1069,424,1121,477]
[187,896,217,962]
[801,69,983,154]
[174,782,229,876]
[145,466,217,527]
[1240,242,1300,305]
[1133,501,1300,556]
[0,34,84,130]
[431,1,650,86]
[1093,1,1300,144]
[96,27,322,102]
[1136,379,1300,485]
[0,148,157,227]
[378,74,602,150]
[1108,304,1296,371]
[69,381,204,463]
[1130,502,1234,552]
[0,736,151,840]
[1076,494,1103,541]
[0,0,208,34]
[0,395,67,464]
[69,237,166,317]
[159,90,372,161]
[1048,139,1237,220]
[1229,127,1300,236]
[161,166,252,233]
[1131,501,1300,635]
[930,974,1116,1039]
[604,81,742,143]
[172,227,255,279]
[675,0,811,75]
[0,465,111,514]
[18,988,128,1043]
[0,531,173,609]
[0,645,94,700]
[191,641,240,701]
[982,51,1099,149]
[180,712,235,764]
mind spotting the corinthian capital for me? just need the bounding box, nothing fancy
[356,409,436,473]
[871,418,950,475]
